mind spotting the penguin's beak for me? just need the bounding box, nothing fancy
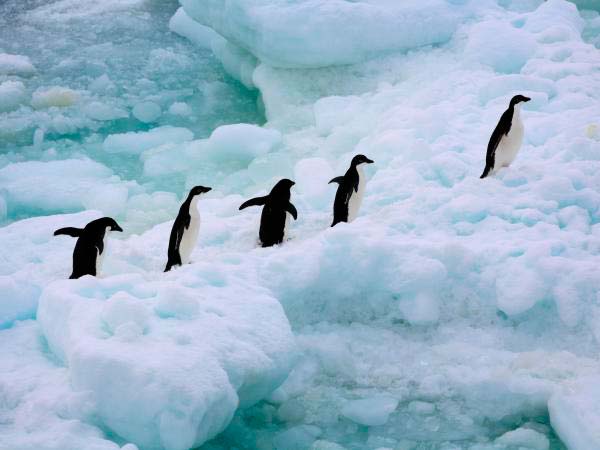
[365,157,374,164]
[203,187,212,193]
[523,96,531,102]
[113,224,123,232]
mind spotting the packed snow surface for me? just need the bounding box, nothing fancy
[2,0,600,449]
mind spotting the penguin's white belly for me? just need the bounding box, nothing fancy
[179,214,200,264]
[96,231,109,276]
[95,247,104,275]
[348,169,366,222]
[495,119,524,170]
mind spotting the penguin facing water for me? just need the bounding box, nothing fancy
[480,94,531,179]
[329,154,374,227]
[239,179,297,247]
[165,185,212,272]
[54,217,123,279]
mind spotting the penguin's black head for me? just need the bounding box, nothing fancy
[510,95,531,106]
[90,217,123,232]
[351,154,374,167]
[270,178,295,196]
[189,185,212,197]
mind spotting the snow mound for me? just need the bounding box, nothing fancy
[180,0,472,68]
[0,81,27,112]
[103,127,194,154]
[549,377,600,450]
[0,53,35,76]
[37,271,295,450]
[31,86,80,109]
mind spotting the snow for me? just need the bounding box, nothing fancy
[180,0,473,68]
[103,127,194,154]
[3,0,600,449]
[132,101,162,123]
[548,377,600,450]
[31,86,80,109]
[0,81,27,113]
[341,396,399,426]
[495,427,550,449]
[0,53,35,76]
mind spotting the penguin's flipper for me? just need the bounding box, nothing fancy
[328,176,344,185]
[239,196,268,210]
[96,240,104,255]
[286,203,298,220]
[353,177,359,193]
[54,227,83,237]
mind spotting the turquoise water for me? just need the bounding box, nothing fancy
[0,0,263,222]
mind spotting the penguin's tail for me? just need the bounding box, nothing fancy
[164,254,181,272]
[480,165,491,179]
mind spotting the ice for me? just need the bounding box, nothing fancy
[103,127,194,154]
[180,0,472,68]
[340,396,399,426]
[83,101,129,121]
[168,102,193,117]
[169,7,219,50]
[0,80,27,113]
[495,427,550,450]
[0,159,122,216]
[31,86,80,109]
[548,377,600,450]
[132,101,162,123]
[464,21,537,73]
[37,270,295,450]
[0,53,35,76]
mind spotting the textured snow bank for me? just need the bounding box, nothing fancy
[0,321,125,450]
[37,270,295,450]
[180,0,472,68]
[549,378,600,450]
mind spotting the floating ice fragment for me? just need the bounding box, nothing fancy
[341,396,399,426]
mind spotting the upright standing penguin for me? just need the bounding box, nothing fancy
[165,185,212,272]
[54,217,123,279]
[239,179,297,247]
[329,154,374,227]
[480,94,531,179]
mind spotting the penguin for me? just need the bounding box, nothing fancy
[329,154,374,227]
[54,217,123,279]
[165,185,212,272]
[239,179,297,247]
[480,94,531,179]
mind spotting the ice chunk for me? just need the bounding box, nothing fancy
[464,21,537,73]
[549,377,600,450]
[37,272,295,450]
[169,7,219,50]
[0,159,122,215]
[180,0,470,68]
[83,101,129,121]
[0,81,27,113]
[31,86,79,109]
[496,261,547,317]
[103,126,194,154]
[133,101,162,123]
[341,396,399,427]
[168,102,193,117]
[0,53,36,76]
[272,425,322,450]
[494,427,549,450]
